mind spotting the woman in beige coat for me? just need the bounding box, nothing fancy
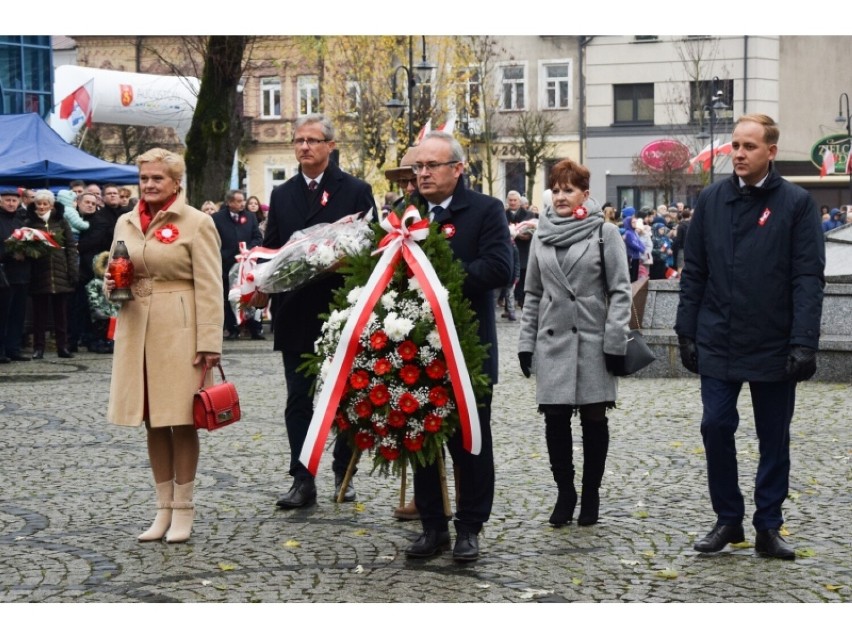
[105,148,223,543]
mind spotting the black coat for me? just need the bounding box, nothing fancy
[675,167,825,381]
[413,179,513,384]
[77,208,117,283]
[25,205,79,295]
[212,205,263,279]
[0,207,31,285]
[263,163,376,353]
[507,206,534,266]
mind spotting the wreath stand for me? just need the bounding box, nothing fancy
[336,448,453,516]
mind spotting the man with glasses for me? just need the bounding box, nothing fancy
[404,131,513,562]
[101,184,130,222]
[255,114,376,510]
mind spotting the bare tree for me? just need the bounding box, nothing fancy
[510,111,556,199]
[183,36,252,206]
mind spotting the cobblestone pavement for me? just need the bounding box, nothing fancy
[1,317,850,606]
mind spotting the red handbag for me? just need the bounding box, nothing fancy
[193,363,241,430]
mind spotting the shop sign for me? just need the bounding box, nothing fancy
[639,139,690,172]
[810,134,850,173]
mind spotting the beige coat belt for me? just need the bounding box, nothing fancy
[131,278,194,298]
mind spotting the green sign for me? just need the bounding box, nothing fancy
[810,134,850,173]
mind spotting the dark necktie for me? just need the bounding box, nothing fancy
[430,205,444,221]
[308,180,318,191]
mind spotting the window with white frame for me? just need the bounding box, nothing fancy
[298,75,319,116]
[500,64,526,111]
[541,60,571,110]
[266,167,288,192]
[260,77,281,118]
[457,66,481,119]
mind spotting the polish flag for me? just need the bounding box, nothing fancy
[820,149,836,178]
[437,115,456,135]
[58,79,95,132]
[415,119,432,143]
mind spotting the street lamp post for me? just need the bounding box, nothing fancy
[836,92,852,207]
[385,36,435,148]
[696,76,730,184]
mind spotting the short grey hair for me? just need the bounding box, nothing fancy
[423,131,464,163]
[226,189,245,203]
[33,189,55,204]
[293,113,334,141]
[507,190,521,199]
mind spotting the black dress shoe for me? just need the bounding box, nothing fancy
[693,523,745,553]
[333,474,356,502]
[250,333,266,340]
[405,530,451,558]
[276,478,317,509]
[452,531,480,562]
[755,528,795,560]
[9,353,30,362]
[224,332,239,341]
[57,349,74,358]
[32,350,44,360]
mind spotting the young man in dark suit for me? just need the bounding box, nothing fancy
[253,114,376,509]
[212,189,264,340]
[404,131,513,562]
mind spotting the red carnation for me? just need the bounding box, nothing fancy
[398,340,418,361]
[424,413,442,432]
[369,330,389,350]
[335,412,350,431]
[425,359,447,380]
[398,392,420,414]
[399,364,420,385]
[429,386,449,407]
[403,433,425,452]
[373,358,392,375]
[369,384,390,406]
[354,432,375,450]
[354,398,373,419]
[349,369,370,390]
[387,410,406,428]
[379,445,400,461]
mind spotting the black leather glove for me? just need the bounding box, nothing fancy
[604,353,627,376]
[518,352,533,378]
[678,336,699,374]
[786,345,817,381]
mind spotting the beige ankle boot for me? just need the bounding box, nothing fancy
[138,480,174,542]
[165,480,195,543]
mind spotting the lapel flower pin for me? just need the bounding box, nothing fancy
[441,223,456,238]
[321,191,330,206]
[155,223,179,244]
[572,206,588,220]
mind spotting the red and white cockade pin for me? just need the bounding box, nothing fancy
[758,208,771,226]
[321,190,330,206]
[240,216,247,224]
[573,206,588,220]
[441,223,456,238]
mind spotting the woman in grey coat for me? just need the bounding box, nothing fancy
[518,159,631,527]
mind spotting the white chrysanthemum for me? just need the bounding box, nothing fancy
[408,277,422,291]
[426,329,442,350]
[383,312,414,341]
[328,307,351,327]
[381,290,398,311]
[347,286,364,306]
[311,243,337,267]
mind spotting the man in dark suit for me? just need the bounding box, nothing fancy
[253,114,376,509]
[505,190,534,312]
[405,131,513,562]
[213,189,264,340]
[676,114,824,560]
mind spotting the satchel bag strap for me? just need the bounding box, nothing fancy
[598,225,641,327]
[198,362,227,391]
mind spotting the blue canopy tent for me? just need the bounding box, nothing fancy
[0,113,138,187]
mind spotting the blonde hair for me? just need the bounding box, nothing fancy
[736,114,780,146]
[136,147,186,182]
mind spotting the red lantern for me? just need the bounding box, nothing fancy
[108,240,135,302]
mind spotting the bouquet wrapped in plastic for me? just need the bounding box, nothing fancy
[229,213,373,310]
[509,218,538,239]
[4,227,62,259]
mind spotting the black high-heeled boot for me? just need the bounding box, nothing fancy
[578,417,609,526]
[544,411,577,526]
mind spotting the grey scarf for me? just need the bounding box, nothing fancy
[536,196,604,248]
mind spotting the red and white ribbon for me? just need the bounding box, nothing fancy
[299,205,481,475]
[11,226,61,247]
